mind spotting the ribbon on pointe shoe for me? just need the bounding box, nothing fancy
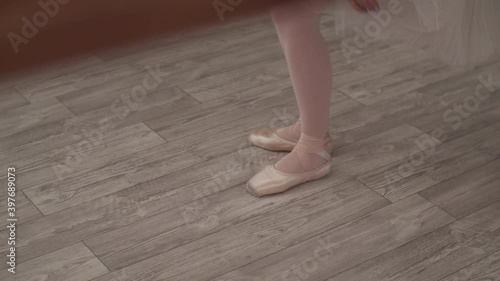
[293,132,332,160]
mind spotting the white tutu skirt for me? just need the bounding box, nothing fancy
[315,0,500,67]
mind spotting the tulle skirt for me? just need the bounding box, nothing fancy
[313,0,500,67]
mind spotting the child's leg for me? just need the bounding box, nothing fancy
[271,0,333,173]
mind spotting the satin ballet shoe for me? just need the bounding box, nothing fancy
[249,127,335,154]
[247,132,333,197]
[249,127,297,152]
[246,149,332,197]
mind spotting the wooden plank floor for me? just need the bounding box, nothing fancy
[0,13,499,281]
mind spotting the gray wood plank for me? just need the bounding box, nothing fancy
[0,123,165,190]
[179,58,290,103]
[141,78,295,141]
[0,88,197,163]
[409,64,500,142]
[89,180,391,281]
[328,92,427,148]
[339,59,462,105]
[330,124,428,181]
[210,195,454,281]
[0,98,73,139]
[0,120,68,155]
[23,141,202,215]
[405,215,500,281]
[132,30,284,87]
[0,242,108,281]
[57,88,200,136]
[165,109,285,161]
[474,122,500,158]
[358,123,498,202]
[56,70,181,115]
[411,101,500,148]
[325,201,500,281]
[420,159,500,219]
[330,62,500,149]
[0,88,29,112]
[15,60,140,102]
[440,250,500,281]
[1,120,86,164]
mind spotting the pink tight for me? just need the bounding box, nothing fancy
[273,0,332,139]
[271,0,334,173]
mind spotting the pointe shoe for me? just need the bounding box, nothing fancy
[249,127,335,154]
[247,132,333,197]
[246,149,332,197]
[249,127,297,152]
